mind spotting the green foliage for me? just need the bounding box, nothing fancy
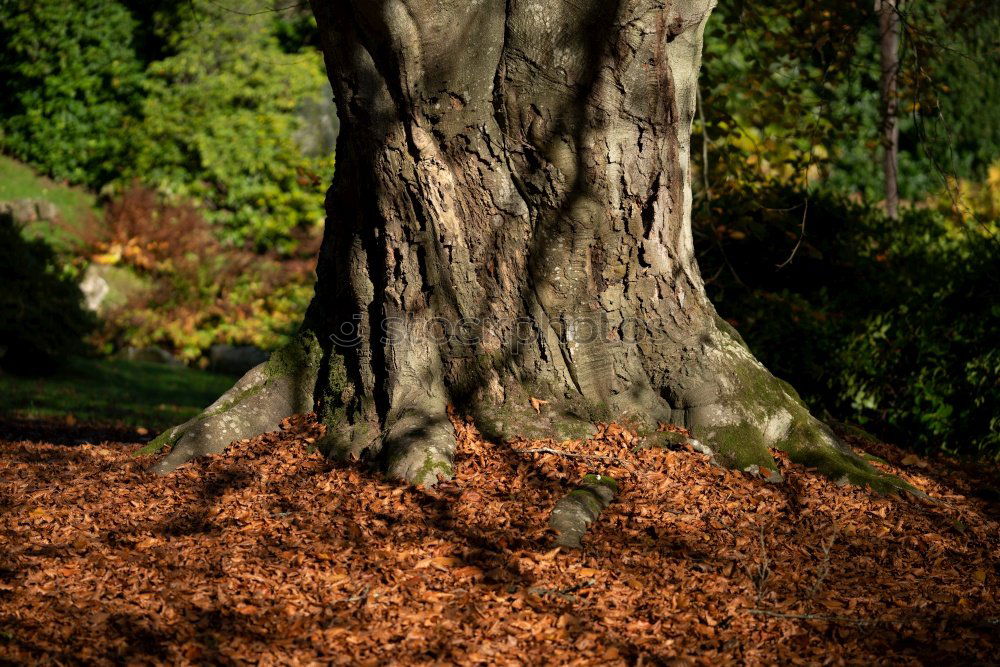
[0,0,333,251]
[120,2,334,251]
[915,2,1000,180]
[0,214,94,373]
[699,1,1000,204]
[0,0,143,186]
[699,185,999,459]
[85,186,315,362]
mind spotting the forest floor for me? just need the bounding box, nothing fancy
[1,413,998,665]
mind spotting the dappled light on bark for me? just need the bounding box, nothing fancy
[148,0,894,490]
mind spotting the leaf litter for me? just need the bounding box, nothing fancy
[0,413,997,665]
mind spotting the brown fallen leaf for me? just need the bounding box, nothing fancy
[416,556,463,570]
[529,397,549,414]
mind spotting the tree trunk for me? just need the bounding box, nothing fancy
[149,0,898,492]
[877,0,900,220]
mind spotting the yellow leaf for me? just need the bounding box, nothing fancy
[454,566,483,579]
[578,567,600,577]
[972,569,986,584]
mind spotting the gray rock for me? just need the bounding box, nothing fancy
[0,199,38,224]
[34,200,60,221]
[208,344,270,376]
[0,198,61,224]
[79,265,110,312]
[293,82,339,158]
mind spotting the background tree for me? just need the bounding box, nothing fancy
[149,0,904,491]
[877,0,901,220]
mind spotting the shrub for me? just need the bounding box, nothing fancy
[0,0,143,186]
[0,213,94,373]
[698,184,999,459]
[85,187,316,362]
[119,1,334,252]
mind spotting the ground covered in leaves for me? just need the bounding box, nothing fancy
[1,414,998,665]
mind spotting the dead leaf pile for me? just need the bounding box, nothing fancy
[0,414,997,664]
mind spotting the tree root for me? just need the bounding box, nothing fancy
[660,325,921,496]
[380,407,456,486]
[142,320,918,498]
[141,337,320,474]
[549,473,618,549]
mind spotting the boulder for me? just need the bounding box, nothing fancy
[79,265,110,312]
[0,198,61,224]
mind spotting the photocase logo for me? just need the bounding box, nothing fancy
[328,314,668,349]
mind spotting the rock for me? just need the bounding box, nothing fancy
[34,200,60,222]
[116,346,183,366]
[0,199,37,224]
[78,264,148,315]
[0,199,61,224]
[79,265,110,312]
[208,344,270,376]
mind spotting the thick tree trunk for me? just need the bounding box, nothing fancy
[150,0,899,493]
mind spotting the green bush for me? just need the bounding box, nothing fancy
[0,0,143,186]
[0,1,333,252]
[119,1,334,252]
[0,214,94,373]
[698,186,999,459]
[84,186,315,362]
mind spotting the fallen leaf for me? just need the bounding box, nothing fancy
[529,397,549,414]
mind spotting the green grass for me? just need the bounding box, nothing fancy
[0,357,234,430]
[0,154,98,248]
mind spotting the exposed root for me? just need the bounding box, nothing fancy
[143,337,321,474]
[549,473,618,549]
[670,324,918,495]
[381,407,456,486]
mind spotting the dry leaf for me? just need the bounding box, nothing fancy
[1,411,997,665]
[529,397,549,414]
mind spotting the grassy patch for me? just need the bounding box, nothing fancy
[0,357,233,430]
[0,155,98,247]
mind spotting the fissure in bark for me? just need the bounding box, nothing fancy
[150,0,906,494]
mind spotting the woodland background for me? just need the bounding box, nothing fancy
[0,0,997,458]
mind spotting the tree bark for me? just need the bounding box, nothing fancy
[877,0,900,220]
[150,0,901,493]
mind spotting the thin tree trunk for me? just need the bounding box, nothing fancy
[878,0,901,220]
[149,0,904,495]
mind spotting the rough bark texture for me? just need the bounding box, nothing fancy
[151,0,901,492]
